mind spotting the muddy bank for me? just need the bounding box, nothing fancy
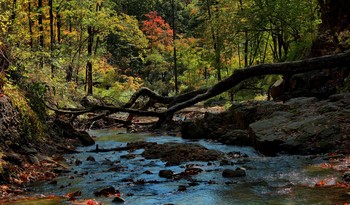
[181,92,350,156]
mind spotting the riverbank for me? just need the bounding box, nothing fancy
[0,93,88,198]
[2,91,350,203]
[182,92,350,156]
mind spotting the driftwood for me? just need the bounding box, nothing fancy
[46,50,350,126]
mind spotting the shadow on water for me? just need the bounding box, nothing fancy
[5,128,350,205]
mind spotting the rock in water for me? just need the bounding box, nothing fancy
[94,186,119,197]
[222,168,246,178]
[112,196,126,203]
[87,156,95,161]
[159,170,174,179]
[78,131,95,146]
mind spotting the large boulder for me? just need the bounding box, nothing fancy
[53,119,95,146]
[218,129,251,146]
[229,101,288,129]
[181,121,207,139]
[249,112,341,155]
[77,131,95,146]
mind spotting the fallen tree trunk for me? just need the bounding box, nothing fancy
[46,50,350,126]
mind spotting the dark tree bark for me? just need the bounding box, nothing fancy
[57,8,61,44]
[311,0,350,56]
[38,0,44,48]
[86,26,94,95]
[49,0,55,75]
[28,0,33,49]
[206,0,221,81]
[171,0,178,94]
[8,0,17,33]
[46,50,350,126]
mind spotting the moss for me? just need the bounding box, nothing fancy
[2,82,46,140]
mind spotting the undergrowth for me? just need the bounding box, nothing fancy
[3,82,46,141]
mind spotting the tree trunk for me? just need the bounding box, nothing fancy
[311,0,350,56]
[206,0,221,81]
[57,10,61,44]
[172,0,178,94]
[8,0,17,33]
[38,0,44,48]
[47,50,350,126]
[86,26,94,95]
[28,0,33,49]
[49,0,55,75]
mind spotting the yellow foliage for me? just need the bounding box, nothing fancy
[3,82,45,140]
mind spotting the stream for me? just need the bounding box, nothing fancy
[5,128,350,205]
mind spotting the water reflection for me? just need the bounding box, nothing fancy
[6,129,350,205]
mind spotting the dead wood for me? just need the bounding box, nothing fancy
[45,50,350,127]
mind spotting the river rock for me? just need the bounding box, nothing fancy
[249,115,292,156]
[112,196,126,203]
[284,97,317,108]
[219,129,251,146]
[184,167,203,175]
[178,185,187,191]
[250,109,341,155]
[87,156,95,161]
[143,143,223,163]
[230,101,288,129]
[94,186,120,197]
[159,170,174,179]
[52,119,95,146]
[222,168,246,178]
[181,121,206,139]
[77,131,95,146]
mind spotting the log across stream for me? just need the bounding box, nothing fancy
[4,129,350,205]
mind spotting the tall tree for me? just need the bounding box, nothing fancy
[171,0,178,94]
[49,0,55,75]
[38,0,44,48]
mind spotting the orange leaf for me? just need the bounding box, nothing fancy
[315,180,325,187]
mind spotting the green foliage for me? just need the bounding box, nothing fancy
[338,30,350,49]
[0,0,328,105]
[3,82,45,140]
[106,14,148,74]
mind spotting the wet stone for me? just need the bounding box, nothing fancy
[159,170,174,179]
[94,186,119,197]
[178,185,187,191]
[112,196,126,203]
[222,168,246,178]
[87,156,95,161]
[75,159,82,165]
[120,154,136,159]
[184,167,203,175]
[143,170,153,174]
[220,160,234,166]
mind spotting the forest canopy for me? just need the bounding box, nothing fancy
[0,0,349,107]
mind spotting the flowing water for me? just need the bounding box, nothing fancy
[5,129,350,205]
